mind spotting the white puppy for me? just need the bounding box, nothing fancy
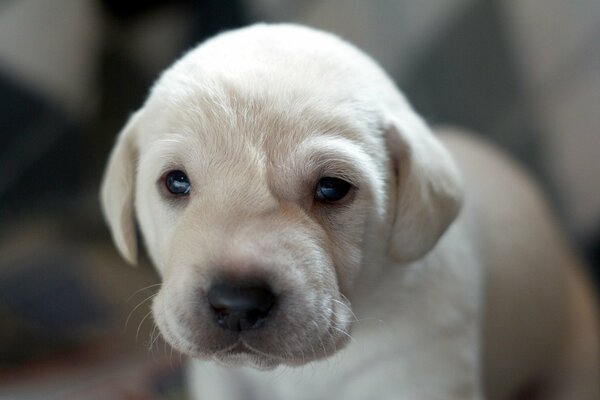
[101,24,599,399]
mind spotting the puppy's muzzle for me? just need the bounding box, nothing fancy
[207,280,275,332]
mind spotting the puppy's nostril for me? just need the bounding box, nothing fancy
[207,282,275,332]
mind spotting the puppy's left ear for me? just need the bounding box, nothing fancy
[100,110,142,265]
[386,111,464,264]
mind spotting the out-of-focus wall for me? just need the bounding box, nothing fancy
[504,0,600,240]
[249,0,472,77]
[0,0,101,116]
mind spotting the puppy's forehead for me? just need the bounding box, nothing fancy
[141,93,379,200]
[141,24,397,146]
[144,79,381,164]
[153,24,386,105]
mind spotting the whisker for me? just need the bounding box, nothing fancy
[136,309,154,343]
[169,342,176,370]
[335,295,385,326]
[125,292,157,332]
[126,283,162,303]
[328,327,338,355]
[163,334,169,359]
[149,325,163,364]
[312,321,328,358]
[332,298,359,323]
[149,325,161,352]
[333,326,355,343]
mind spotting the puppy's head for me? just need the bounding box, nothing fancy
[101,24,463,369]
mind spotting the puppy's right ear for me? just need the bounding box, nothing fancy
[100,111,142,265]
[385,111,464,264]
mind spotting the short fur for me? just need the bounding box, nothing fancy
[101,24,599,399]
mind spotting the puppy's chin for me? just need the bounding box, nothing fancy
[207,334,351,370]
[211,348,280,370]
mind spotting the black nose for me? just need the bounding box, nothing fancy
[207,281,275,332]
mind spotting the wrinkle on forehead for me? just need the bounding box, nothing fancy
[149,64,381,142]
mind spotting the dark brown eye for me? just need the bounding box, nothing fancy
[165,170,191,195]
[315,177,351,202]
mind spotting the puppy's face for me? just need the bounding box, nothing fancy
[101,24,463,369]
[138,90,385,368]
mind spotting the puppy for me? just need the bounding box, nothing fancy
[101,24,599,399]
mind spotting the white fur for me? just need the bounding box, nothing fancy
[101,24,599,399]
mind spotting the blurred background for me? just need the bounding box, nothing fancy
[0,0,598,398]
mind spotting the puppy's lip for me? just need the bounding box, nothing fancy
[211,340,282,369]
[239,339,284,360]
[212,339,274,359]
[217,340,250,356]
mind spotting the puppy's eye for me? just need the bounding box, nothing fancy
[315,177,351,202]
[165,170,191,195]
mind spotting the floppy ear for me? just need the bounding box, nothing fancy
[386,111,464,264]
[100,111,142,265]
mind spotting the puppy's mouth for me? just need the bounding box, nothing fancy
[210,322,350,371]
[154,287,355,368]
[212,340,282,370]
